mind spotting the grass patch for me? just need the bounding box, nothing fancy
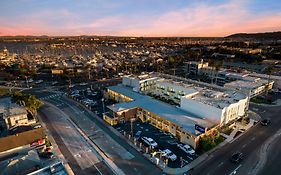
[251,96,272,104]
[0,88,9,96]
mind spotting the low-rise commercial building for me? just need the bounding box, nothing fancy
[104,74,248,149]
[224,77,274,98]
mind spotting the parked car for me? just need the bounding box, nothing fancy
[134,131,142,140]
[141,137,158,148]
[177,144,195,155]
[162,149,177,161]
[39,152,54,159]
[261,119,270,126]
[230,152,243,163]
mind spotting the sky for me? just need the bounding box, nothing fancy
[0,0,281,37]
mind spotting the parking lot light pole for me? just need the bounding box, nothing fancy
[130,118,136,137]
[101,98,105,114]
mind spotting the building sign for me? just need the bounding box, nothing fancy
[51,69,64,75]
[195,124,205,133]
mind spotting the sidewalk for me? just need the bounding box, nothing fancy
[227,119,255,143]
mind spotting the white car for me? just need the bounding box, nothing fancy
[177,144,195,155]
[162,149,177,161]
[141,137,158,148]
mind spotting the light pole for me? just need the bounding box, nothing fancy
[101,98,105,114]
[25,76,29,88]
[130,118,136,136]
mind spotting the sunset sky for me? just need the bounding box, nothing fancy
[0,0,281,37]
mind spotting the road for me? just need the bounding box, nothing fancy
[190,104,281,175]
[39,102,113,175]
[35,89,162,175]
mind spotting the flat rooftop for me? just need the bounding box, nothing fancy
[189,89,246,109]
[224,78,271,90]
[124,73,158,81]
[0,97,27,119]
[108,85,217,135]
[156,78,246,110]
[156,79,201,95]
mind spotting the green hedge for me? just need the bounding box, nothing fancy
[199,130,225,152]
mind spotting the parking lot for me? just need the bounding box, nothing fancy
[67,83,116,119]
[113,120,199,168]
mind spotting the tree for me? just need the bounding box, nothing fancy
[214,60,224,85]
[265,66,275,98]
[199,129,224,152]
[12,92,44,118]
[208,59,215,84]
[167,56,176,75]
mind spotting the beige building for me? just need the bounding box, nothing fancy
[104,85,215,149]
[0,98,36,130]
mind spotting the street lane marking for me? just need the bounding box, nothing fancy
[242,143,247,148]
[251,137,256,141]
[229,164,242,175]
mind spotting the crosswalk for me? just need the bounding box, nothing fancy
[40,93,63,100]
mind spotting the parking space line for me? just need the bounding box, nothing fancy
[217,162,224,167]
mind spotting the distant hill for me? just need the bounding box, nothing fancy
[226,31,281,40]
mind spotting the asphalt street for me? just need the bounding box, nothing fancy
[190,104,281,175]
[39,103,113,175]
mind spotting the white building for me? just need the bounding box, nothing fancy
[122,73,160,92]
[145,77,248,125]
[104,74,249,149]
[180,89,248,125]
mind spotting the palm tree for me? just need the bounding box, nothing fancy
[208,59,215,84]
[214,60,224,85]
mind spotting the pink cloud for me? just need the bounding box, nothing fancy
[0,0,281,36]
[115,1,281,36]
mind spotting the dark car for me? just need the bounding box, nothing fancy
[261,119,271,126]
[134,131,142,140]
[230,152,243,163]
[39,152,54,159]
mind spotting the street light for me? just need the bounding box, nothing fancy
[130,118,136,136]
[101,98,105,114]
